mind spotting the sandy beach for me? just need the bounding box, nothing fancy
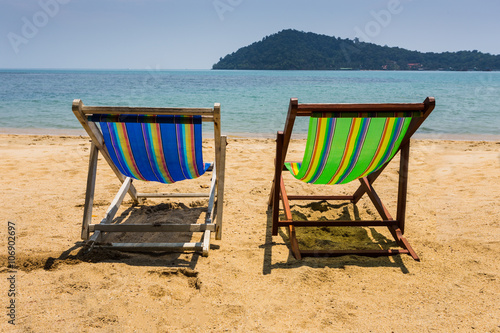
[0,133,499,332]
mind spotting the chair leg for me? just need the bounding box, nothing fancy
[271,132,284,236]
[202,230,210,257]
[82,143,99,240]
[396,142,410,234]
[391,226,420,261]
[268,166,276,208]
[215,135,227,240]
[288,225,302,260]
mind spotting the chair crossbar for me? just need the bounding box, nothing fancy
[137,193,210,198]
[97,242,204,252]
[297,102,426,113]
[87,114,215,123]
[276,220,399,227]
[89,224,216,233]
[286,195,355,201]
[300,249,410,258]
[81,105,214,116]
[305,111,424,118]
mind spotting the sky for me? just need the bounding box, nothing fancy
[1,0,499,69]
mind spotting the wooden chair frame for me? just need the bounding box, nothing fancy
[268,97,435,260]
[73,99,227,256]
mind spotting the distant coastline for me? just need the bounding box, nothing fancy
[213,29,500,71]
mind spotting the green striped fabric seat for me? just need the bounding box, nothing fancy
[285,114,414,185]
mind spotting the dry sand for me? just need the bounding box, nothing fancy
[0,134,499,332]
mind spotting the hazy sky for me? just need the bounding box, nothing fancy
[1,0,499,69]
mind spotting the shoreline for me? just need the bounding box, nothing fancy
[1,127,499,142]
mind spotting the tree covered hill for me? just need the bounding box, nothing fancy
[212,29,500,71]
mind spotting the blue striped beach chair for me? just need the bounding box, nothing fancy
[73,100,227,256]
[269,97,435,260]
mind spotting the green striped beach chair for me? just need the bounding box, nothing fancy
[269,97,435,260]
[73,100,227,256]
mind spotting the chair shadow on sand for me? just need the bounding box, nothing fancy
[44,201,219,271]
[262,201,410,274]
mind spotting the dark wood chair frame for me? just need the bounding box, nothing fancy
[268,97,435,260]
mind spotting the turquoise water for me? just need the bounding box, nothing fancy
[0,69,499,137]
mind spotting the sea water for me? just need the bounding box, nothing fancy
[0,69,499,138]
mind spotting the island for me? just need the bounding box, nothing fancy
[212,29,500,71]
